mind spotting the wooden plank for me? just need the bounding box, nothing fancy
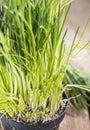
[0,0,90,129]
[0,108,90,130]
[59,107,90,130]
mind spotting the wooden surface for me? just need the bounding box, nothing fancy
[59,107,90,130]
[0,107,90,130]
[0,0,90,129]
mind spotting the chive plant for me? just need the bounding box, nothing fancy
[64,65,90,110]
[0,0,90,123]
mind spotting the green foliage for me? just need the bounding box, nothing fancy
[0,0,90,123]
[64,66,90,110]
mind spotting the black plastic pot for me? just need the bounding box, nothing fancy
[1,93,68,130]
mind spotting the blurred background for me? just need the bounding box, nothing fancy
[0,0,90,72]
[0,0,90,130]
[65,0,90,73]
[60,0,90,130]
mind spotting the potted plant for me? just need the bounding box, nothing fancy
[0,0,90,130]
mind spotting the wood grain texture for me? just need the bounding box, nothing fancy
[0,108,90,130]
[59,107,90,130]
[0,0,90,129]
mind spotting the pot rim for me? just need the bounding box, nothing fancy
[0,92,68,130]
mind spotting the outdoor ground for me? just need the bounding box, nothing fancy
[0,0,90,130]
